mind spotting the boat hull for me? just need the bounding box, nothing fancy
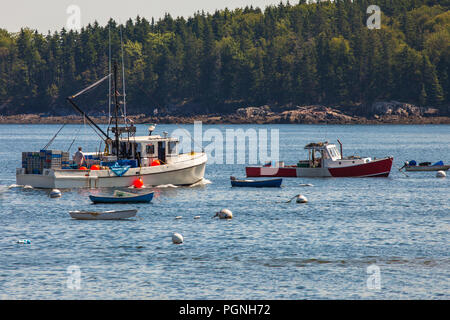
[231,178,282,188]
[328,157,393,177]
[246,157,393,178]
[89,192,154,203]
[17,153,207,189]
[69,209,137,220]
[405,165,450,172]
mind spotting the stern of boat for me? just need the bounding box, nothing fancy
[327,157,394,177]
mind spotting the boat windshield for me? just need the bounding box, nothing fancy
[327,146,341,160]
[168,141,178,155]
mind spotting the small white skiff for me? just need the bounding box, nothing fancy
[69,209,137,220]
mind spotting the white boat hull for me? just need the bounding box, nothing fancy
[17,153,207,189]
[69,209,137,220]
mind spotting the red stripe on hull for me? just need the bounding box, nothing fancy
[327,157,393,177]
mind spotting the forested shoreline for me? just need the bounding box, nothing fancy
[0,0,449,117]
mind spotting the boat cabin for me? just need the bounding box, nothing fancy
[108,134,180,167]
[297,142,342,168]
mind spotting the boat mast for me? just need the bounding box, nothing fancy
[113,62,120,159]
[108,25,112,125]
[120,24,127,122]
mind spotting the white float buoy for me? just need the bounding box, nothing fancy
[214,209,233,219]
[50,189,61,198]
[194,216,200,219]
[286,194,308,203]
[172,233,184,244]
[436,170,446,178]
[175,216,182,219]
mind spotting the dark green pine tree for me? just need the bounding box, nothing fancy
[422,55,444,107]
[0,0,449,115]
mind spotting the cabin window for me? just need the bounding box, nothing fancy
[328,147,340,159]
[146,144,155,155]
[168,141,177,155]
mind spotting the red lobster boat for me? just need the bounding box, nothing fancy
[246,141,393,178]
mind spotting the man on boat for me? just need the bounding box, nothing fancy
[73,147,86,167]
[136,143,142,167]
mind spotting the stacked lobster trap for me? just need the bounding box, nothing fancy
[22,150,71,174]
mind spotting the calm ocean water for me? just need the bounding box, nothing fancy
[0,124,448,299]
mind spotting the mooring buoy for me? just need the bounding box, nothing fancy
[172,233,184,244]
[286,194,308,203]
[50,189,61,198]
[214,209,233,219]
[436,170,446,178]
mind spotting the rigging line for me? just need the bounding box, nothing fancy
[78,112,106,142]
[42,123,66,150]
[85,118,106,141]
[175,122,204,153]
[70,74,111,99]
[97,139,103,157]
[67,124,83,153]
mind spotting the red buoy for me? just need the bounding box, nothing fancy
[133,178,144,188]
[90,164,100,170]
[151,159,161,166]
[79,166,88,170]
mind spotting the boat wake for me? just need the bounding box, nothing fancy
[155,184,179,188]
[8,184,23,189]
[189,178,212,187]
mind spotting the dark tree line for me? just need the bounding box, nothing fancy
[0,0,448,116]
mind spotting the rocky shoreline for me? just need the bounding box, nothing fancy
[1,102,448,125]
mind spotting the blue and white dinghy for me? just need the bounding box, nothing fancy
[89,190,154,203]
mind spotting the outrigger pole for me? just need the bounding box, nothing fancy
[66,62,132,160]
[66,73,111,141]
[66,97,110,141]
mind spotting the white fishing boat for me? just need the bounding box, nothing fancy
[16,133,207,189]
[69,209,137,220]
[16,62,207,189]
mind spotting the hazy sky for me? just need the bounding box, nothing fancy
[0,0,284,33]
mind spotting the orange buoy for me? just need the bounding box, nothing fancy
[133,178,144,188]
[151,159,161,166]
[79,166,88,170]
[90,164,100,170]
